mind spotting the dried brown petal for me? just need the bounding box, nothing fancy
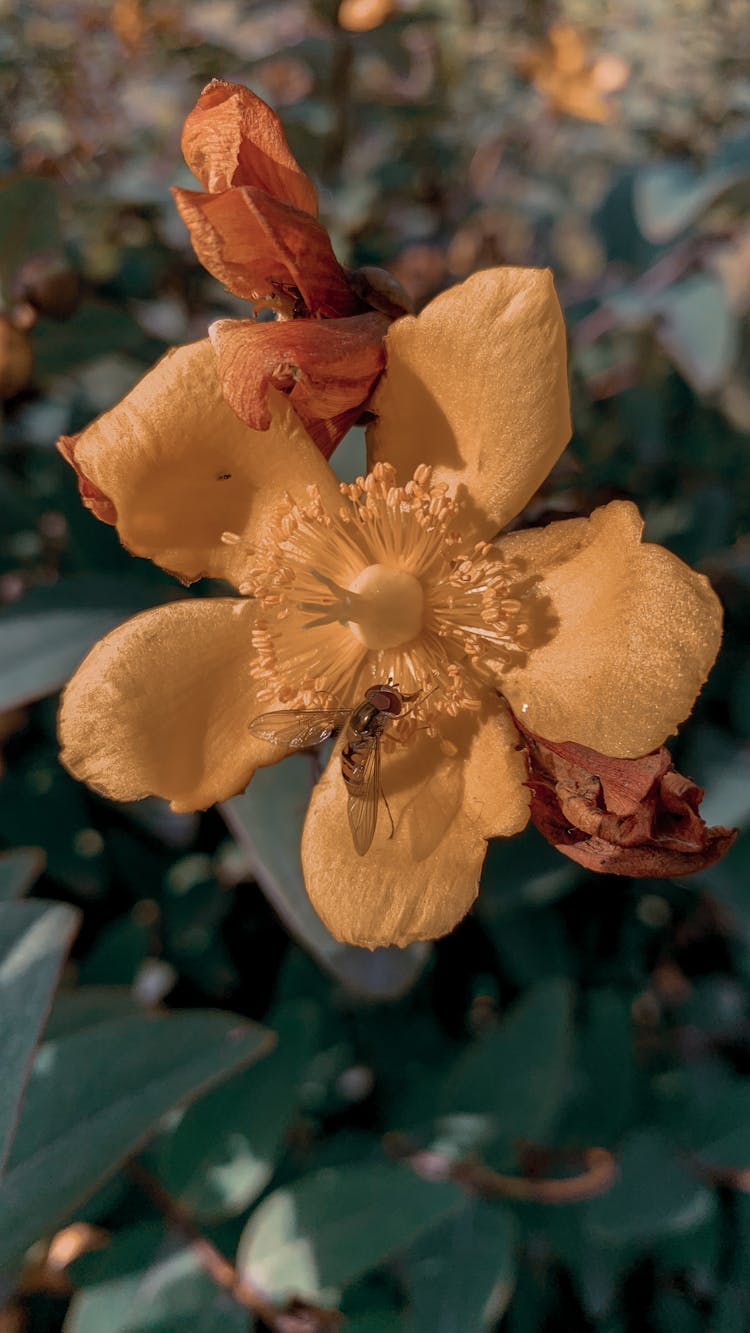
[520,725,737,876]
[182,78,318,213]
[211,312,389,458]
[173,185,361,317]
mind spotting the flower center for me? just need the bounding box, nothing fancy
[346,563,424,649]
[231,462,546,718]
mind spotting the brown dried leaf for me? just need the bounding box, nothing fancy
[173,185,361,318]
[182,78,318,214]
[520,725,737,876]
[211,311,389,457]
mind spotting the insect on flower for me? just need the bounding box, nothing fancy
[248,683,420,855]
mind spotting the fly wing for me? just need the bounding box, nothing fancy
[249,708,350,749]
[346,736,381,856]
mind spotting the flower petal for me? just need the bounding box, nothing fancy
[58,599,280,812]
[58,339,343,586]
[301,702,529,947]
[58,432,117,525]
[367,267,571,532]
[173,185,360,317]
[210,312,389,458]
[499,500,723,756]
[182,79,318,214]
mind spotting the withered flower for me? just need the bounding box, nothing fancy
[173,79,404,455]
[521,729,736,875]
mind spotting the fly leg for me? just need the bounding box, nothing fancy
[380,781,395,840]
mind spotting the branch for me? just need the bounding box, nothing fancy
[385,1136,618,1204]
[126,1162,342,1333]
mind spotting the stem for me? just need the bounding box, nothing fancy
[385,1136,618,1204]
[126,1162,342,1333]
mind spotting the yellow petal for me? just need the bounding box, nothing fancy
[367,267,571,532]
[59,599,281,811]
[498,501,723,756]
[68,339,342,586]
[301,702,530,948]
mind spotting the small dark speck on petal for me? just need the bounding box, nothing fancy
[216,472,232,480]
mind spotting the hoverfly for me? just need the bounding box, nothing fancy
[248,684,418,856]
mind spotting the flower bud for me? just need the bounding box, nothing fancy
[13,253,80,320]
[348,264,415,318]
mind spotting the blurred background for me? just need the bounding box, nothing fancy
[1,0,750,1329]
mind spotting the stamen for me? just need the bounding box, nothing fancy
[237,461,541,721]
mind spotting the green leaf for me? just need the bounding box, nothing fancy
[563,989,638,1146]
[155,1000,320,1222]
[678,1070,750,1172]
[634,161,750,244]
[652,1289,705,1333]
[341,1278,409,1333]
[0,847,45,901]
[236,1163,462,1303]
[438,980,574,1168]
[0,899,80,1174]
[0,576,172,710]
[65,1224,165,1333]
[484,905,572,988]
[711,1291,746,1333]
[404,1200,518,1332]
[223,756,429,1000]
[44,987,142,1041]
[0,1009,274,1270]
[65,1226,249,1333]
[32,302,159,379]
[77,911,151,987]
[0,177,62,297]
[480,826,579,916]
[654,274,737,394]
[585,1130,716,1248]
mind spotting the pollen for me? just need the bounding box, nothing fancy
[234,462,543,722]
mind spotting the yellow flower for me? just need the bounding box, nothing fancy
[519,24,629,125]
[57,268,722,948]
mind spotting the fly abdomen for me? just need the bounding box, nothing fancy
[341,741,369,788]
